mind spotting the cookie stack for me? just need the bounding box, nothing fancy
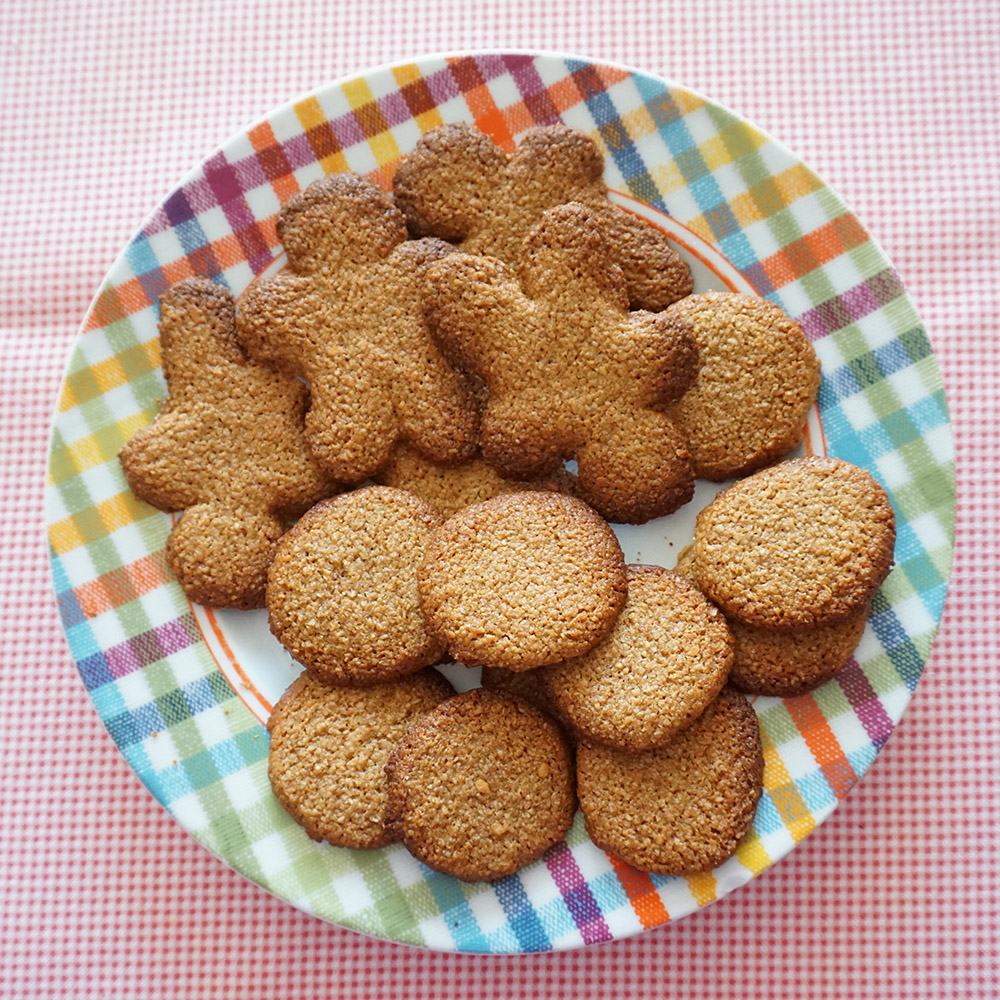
[118,123,896,883]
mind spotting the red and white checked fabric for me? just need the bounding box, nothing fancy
[1,0,997,996]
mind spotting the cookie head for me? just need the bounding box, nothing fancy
[237,172,479,484]
[267,486,446,685]
[394,123,692,310]
[277,172,407,273]
[418,491,628,670]
[118,277,334,609]
[384,689,576,882]
[692,457,896,627]
[426,202,697,523]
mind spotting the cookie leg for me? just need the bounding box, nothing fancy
[303,363,397,483]
[575,409,694,524]
[479,394,568,481]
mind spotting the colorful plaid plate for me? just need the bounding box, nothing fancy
[44,52,956,953]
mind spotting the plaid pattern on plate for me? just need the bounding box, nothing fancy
[44,52,955,953]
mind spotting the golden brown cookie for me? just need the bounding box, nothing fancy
[666,292,821,481]
[418,491,627,670]
[267,486,445,685]
[267,668,454,848]
[384,689,576,881]
[118,277,335,609]
[236,172,478,483]
[576,688,763,875]
[728,603,870,696]
[692,457,895,628]
[672,543,697,578]
[673,539,867,696]
[393,122,693,310]
[375,442,578,517]
[426,203,698,524]
[480,666,558,718]
[543,566,733,752]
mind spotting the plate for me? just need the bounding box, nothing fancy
[45,51,956,953]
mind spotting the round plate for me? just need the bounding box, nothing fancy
[45,51,956,953]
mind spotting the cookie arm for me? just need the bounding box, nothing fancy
[118,409,206,512]
[625,310,700,407]
[584,203,693,310]
[425,254,526,380]
[236,272,316,378]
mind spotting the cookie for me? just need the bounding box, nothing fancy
[236,172,478,483]
[673,538,867,696]
[480,666,565,725]
[267,486,445,685]
[375,442,579,517]
[666,292,821,481]
[728,604,870,697]
[543,566,733,752]
[427,203,698,523]
[418,491,627,670]
[384,689,576,881]
[393,122,693,310]
[118,277,334,609]
[267,668,454,848]
[576,688,763,875]
[692,457,895,627]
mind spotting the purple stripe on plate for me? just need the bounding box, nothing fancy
[544,842,612,945]
[835,658,895,749]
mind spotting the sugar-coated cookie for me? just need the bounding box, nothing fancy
[418,491,627,670]
[427,203,698,523]
[267,668,454,848]
[692,457,895,627]
[576,688,763,875]
[393,122,693,310]
[267,486,445,685]
[236,172,478,483]
[544,566,733,752]
[674,538,868,695]
[666,292,821,481]
[480,666,559,718]
[384,689,576,881]
[728,605,870,697]
[118,278,334,609]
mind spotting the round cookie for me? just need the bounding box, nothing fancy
[267,668,454,848]
[692,457,895,628]
[480,665,559,719]
[267,485,445,685]
[418,491,628,670]
[375,442,578,517]
[728,603,870,697]
[543,566,733,752]
[576,688,763,875]
[666,292,821,481]
[384,689,576,881]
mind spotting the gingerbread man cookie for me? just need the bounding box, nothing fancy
[394,123,693,310]
[426,202,698,523]
[237,172,479,483]
[118,278,335,609]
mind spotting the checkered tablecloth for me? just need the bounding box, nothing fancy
[2,1,997,997]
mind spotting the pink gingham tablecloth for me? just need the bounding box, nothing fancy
[1,0,997,996]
